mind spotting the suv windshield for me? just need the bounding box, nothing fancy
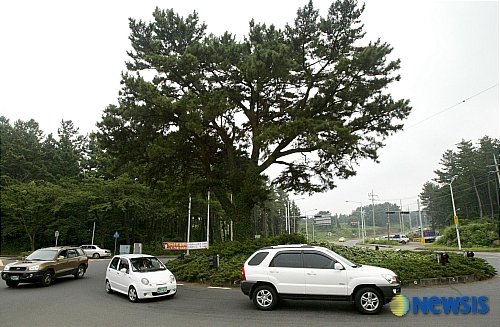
[26,249,59,261]
[130,257,166,272]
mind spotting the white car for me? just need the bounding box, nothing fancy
[240,244,400,314]
[383,234,410,244]
[105,254,177,302]
[80,245,111,258]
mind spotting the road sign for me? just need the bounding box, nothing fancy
[454,215,459,225]
[114,231,120,239]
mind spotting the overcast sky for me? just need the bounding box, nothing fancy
[1,0,498,215]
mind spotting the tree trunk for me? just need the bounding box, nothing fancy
[472,175,484,218]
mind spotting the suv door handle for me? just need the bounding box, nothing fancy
[269,270,279,274]
[306,272,316,276]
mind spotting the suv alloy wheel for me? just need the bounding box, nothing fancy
[253,285,278,310]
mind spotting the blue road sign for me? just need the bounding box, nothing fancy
[114,231,120,239]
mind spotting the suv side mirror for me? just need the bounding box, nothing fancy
[57,256,65,261]
[120,268,128,273]
[334,263,344,270]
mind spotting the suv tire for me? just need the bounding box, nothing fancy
[6,280,19,287]
[253,285,278,311]
[74,264,86,279]
[355,287,383,314]
[41,271,53,287]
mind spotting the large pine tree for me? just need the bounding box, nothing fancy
[97,0,411,238]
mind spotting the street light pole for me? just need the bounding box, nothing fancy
[346,201,365,243]
[304,209,317,243]
[449,176,462,250]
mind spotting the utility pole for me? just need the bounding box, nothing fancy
[492,154,500,238]
[207,191,210,247]
[417,199,424,244]
[493,154,500,184]
[449,176,462,250]
[187,194,192,255]
[408,206,412,231]
[368,190,378,237]
[399,200,404,234]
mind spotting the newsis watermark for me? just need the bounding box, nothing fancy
[390,294,489,316]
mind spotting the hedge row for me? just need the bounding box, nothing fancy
[165,234,496,286]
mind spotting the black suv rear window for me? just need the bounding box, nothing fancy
[248,252,269,266]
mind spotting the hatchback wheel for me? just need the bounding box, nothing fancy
[105,279,113,294]
[253,285,278,310]
[128,286,139,302]
[355,287,383,314]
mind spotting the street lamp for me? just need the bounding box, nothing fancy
[449,175,462,250]
[288,197,305,234]
[304,209,317,242]
[346,201,366,243]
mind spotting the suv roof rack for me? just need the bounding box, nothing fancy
[260,244,314,250]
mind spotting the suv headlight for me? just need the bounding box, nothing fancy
[170,275,176,283]
[141,278,149,285]
[29,265,40,271]
[382,274,398,284]
[3,265,10,271]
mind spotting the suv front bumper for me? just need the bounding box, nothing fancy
[378,285,401,303]
[2,271,45,283]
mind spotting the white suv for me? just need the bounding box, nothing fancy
[240,244,401,314]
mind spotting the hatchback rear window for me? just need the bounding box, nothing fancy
[248,252,269,266]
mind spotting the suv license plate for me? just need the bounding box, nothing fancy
[157,287,167,294]
[10,275,19,281]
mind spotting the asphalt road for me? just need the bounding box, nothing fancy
[0,259,499,327]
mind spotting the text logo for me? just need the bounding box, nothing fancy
[391,295,489,316]
[390,295,410,316]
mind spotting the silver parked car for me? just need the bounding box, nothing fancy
[80,245,112,259]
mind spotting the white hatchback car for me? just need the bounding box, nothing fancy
[105,254,177,302]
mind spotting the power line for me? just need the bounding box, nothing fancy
[405,83,499,130]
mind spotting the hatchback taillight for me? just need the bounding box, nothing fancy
[241,265,246,281]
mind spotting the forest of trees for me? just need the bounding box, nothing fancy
[419,137,500,230]
[0,118,306,252]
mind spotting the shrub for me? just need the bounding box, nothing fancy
[436,218,499,247]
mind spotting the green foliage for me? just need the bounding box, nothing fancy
[328,245,496,281]
[436,219,499,248]
[420,136,500,229]
[166,235,496,286]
